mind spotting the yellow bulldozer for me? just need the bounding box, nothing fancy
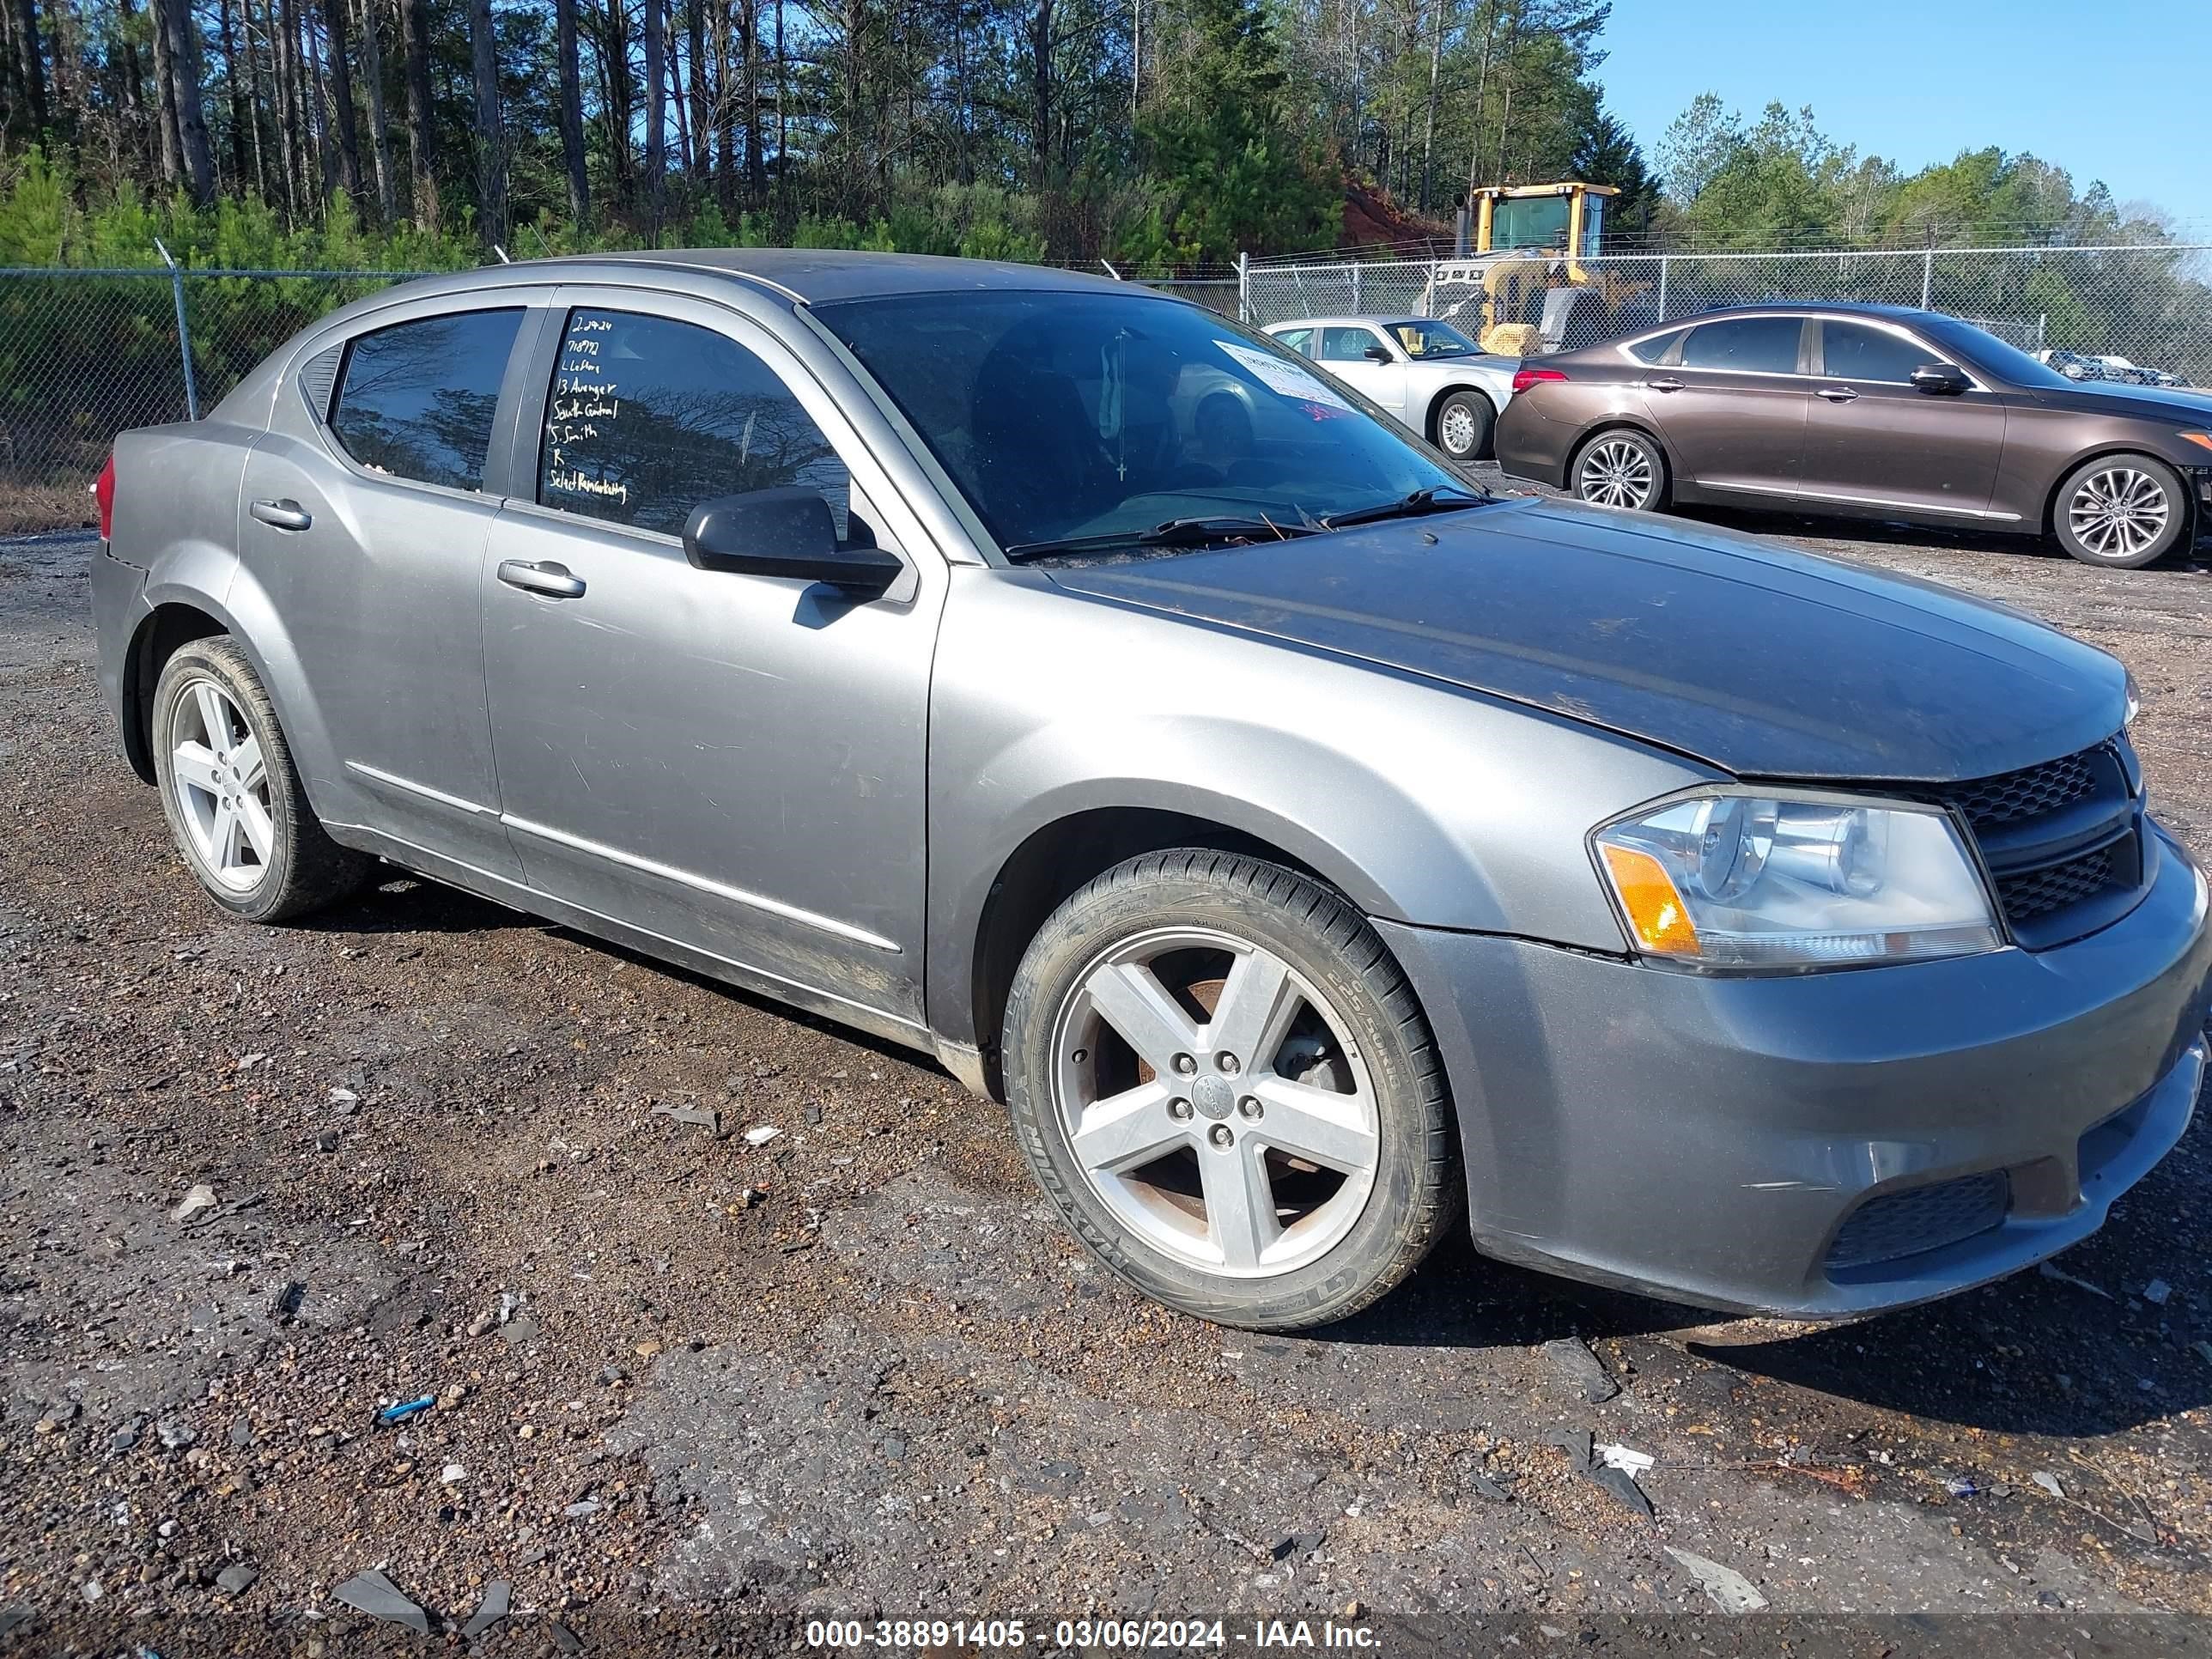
[1431,181,1650,356]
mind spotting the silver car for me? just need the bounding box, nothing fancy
[90,252,2212,1332]
[1263,315,1516,462]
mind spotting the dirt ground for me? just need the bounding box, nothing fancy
[3,495,2212,1653]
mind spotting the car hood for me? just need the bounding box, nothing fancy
[1401,355,1515,389]
[2021,381,2212,422]
[1042,497,2127,782]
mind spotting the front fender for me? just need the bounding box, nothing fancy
[923,570,1711,1047]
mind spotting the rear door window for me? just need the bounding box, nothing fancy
[1624,326,1688,365]
[329,308,525,490]
[1680,316,1804,375]
[1273,327,1315,357]
[1316,325,1383,362]
[1821,320,1939,383]
[535,307,851,539]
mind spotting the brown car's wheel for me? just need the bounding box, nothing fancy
[2051,453,2192,568]
[1571,428,1668,512]
[150,636,371,922]
[1002,849,1462,1331]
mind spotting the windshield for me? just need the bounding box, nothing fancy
[1385,319,1479,359]
[815,289,1468,555]
[1925,315,2075,389]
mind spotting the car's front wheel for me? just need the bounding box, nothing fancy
[2051,453,2191,568]
[1571,428,1668,512]
[1434,390,1494,462]
[150,636,370,922]
[1003,850,1461,1330]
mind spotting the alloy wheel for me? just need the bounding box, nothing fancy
[1049,927,1380,1277]
[1440,402,1480,456]
[1577,437,1656,509]
[169,678,275,892]
[2068,467,2170,560]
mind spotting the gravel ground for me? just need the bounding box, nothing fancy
[3,499,2212,1652]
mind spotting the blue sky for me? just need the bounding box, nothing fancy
[1592,0,2212,234]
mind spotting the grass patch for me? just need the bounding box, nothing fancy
[0,480,96,537]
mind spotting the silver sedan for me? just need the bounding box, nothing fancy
[88,251,2212,1333]
[1264,315,1518,461]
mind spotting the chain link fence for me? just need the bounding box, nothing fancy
[1240,243,2212,387]
[7,244,2207,503]
[0,266,422,492]
[0,260,1236,500]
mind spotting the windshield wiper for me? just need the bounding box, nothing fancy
[1003,515,1317,562]
[1317,485,1492,531]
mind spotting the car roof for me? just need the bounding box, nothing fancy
[1665,301,1945,325]
[383,249,1135,309]
[1267,316,1440,331]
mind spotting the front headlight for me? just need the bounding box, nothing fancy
[1593,792,2002,970]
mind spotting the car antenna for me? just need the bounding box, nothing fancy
[1099,259,1124,281]
[491,245,512,264]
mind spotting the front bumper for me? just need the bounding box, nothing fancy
[1377,826,2212,1318]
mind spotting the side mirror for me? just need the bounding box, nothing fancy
[1362,343,1395,364]
[1910,362,1970,396]
[682,488,902,595]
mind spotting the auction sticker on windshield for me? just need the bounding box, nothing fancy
[1217,340,1353,412]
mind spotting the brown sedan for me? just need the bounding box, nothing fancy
[1494,302,2212,567]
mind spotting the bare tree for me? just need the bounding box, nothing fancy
[166,0,217,203]
[270,0,301,206]
[739,0,763,203]
[354,0,398,220]
[683,0,704,179]
[11,0,49,136]
[468,0,505,246]
[401,0,438,228]
[554,0,589,225]
[642,0,664,239]
[215,0,249,186]
[321,0,363,204]
[147,0,188,187]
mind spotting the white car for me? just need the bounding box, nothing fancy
[1264,316,1518,462]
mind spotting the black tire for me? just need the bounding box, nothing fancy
[1433,389,1495,462]
[2051,452,2192,568]
[149,636,370,923]
[1570,427,1668,513]
[1002,849,1462,1331]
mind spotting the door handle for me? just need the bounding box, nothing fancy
[1817,386,1860,403]
[250,498,313,531]
[1647,378,1684,393]
[497,559,587,599]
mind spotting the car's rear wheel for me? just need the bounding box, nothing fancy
[2051,453,2191,568]
[1571,428,1668,512]
[150,637,371,922]
[1002,850,1461,1331]
[1434,390,1494,462]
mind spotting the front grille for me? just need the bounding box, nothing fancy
[1826,1171,2011,1272]
[1944,751,2099,828]
[1996,847,2114,923]
[1923,737,2142,946]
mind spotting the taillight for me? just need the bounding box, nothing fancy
[94,453,117,541]
[1511,367,1570,394]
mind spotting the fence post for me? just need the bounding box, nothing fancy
[155,239,200,421]
[1656,255,1668,323]
[1920,247,1934,311]
[1236,252,1249,324]
[1352,263,1361,313]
